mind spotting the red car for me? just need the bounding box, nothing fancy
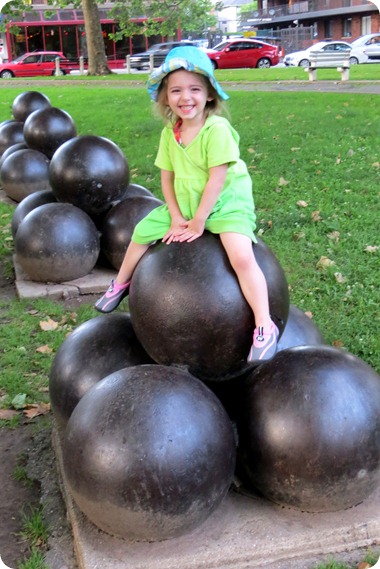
[206,39,280,69]
[0,51,72,78]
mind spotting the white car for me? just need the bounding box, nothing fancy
[350,33,380,63]
[284,41,363,67]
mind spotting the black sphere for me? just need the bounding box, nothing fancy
[0,120,25,157]
[15,203,99,282]
[0,149,51,202]
[23,106,77,159]
[237,346,380,512]
[49,313,154,428]
[129,233,289,381]
[12,91,51,123]
[277,304,326,352]
[101,195,163,270]
[63,364,236,540]
[11,190,57,238]
[124,183,156,199]
[0,142,29,171]
[49,135,130,216]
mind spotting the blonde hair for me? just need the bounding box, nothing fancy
[155,71,225,125]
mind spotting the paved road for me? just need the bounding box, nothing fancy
[1,78,380,94]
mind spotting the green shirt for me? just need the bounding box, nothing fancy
[132,115,256,244]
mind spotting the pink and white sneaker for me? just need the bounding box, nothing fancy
[94,279,130,313]
[248,322,279,362]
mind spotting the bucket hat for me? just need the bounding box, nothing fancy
[147,45,229,101]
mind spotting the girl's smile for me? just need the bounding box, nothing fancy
[166,69,213,125]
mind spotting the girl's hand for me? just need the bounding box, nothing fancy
[175,218,205,243]
[162,217,188,244]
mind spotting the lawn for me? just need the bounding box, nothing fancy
[0,83,379,569]
[0,84,379,404]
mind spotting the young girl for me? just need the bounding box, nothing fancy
[95,46,278,361]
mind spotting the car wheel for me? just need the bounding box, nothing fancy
[256,58,271,68]
[349,56,359,65]
[0,70,14,79]
[52,70,66,76]
[299,59,310,67]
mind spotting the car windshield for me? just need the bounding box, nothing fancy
[211,41,230,52]
[147,44,167,53]
[12,55,25,63]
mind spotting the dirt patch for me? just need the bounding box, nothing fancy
[0,258,78,568]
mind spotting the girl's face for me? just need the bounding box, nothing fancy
[166,69,213,124]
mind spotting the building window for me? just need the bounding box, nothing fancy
[324,19,333,39]
[362,15,371,35]
[343,18,352,38]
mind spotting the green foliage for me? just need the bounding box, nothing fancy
[109,0,216,39]
[18,548,49,569]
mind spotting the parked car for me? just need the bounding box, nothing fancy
[206,39,279,69]
[350,33,380,63]
[129,41,195,70]
[284,41,363,67]
[0,51,71,78]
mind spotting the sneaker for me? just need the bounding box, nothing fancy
[248,322,279,362]
[94,280,130,313]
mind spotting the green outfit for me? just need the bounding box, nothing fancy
[131,115,257,244]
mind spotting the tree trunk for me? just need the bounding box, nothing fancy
[81,0,112,75]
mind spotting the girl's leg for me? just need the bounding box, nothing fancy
[219,232,278,361]
[95,241,149,313]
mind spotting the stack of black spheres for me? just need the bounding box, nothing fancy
[3,90,159,283]
[7,92,380,543]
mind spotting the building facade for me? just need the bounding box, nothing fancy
[239,0,379,51]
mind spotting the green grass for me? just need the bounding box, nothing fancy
[0,84,379,568]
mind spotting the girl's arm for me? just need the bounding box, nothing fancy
[176,164,229,242]
[161,169,188,244]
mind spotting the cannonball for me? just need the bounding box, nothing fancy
[23,106,77,159]
[129,233,289,381]
[0,149,51,202]
[0,142,29,171]
[124,183,156,199]
[237,346,380,512]
[0,120,25,157]
[15,202,99,282]
[63,364,236,540]
[12,91,51,123]
[100,195,163,270]
[49,313,154,428]
[49,135,130,216]
[277,304,326,352]
[11,190,57,238]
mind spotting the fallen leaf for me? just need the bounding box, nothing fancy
[305,311,313,319]
[291,147,300,152]
[311,210,322,222]
[292,231,305,241]
[11,393,27,410]
[364,245,379,253]
[39,317,59,331]
[336,156,341,164]
[297,200,308,208]
[334,272,346,284]
[278,176,289,186]
[23,402,51,419]
[317,256,336,269]
[0,409,19,420]
[358,562,370,569]
[327,231,340,242]
[247,147,255,154]
[36,345,53,354]
[371,162,380,168]
[332,339,343,348]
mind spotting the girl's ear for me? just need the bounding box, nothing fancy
[207,95,215,102]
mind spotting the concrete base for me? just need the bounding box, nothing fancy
[13,254,116,300]
[52,428,380,569]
